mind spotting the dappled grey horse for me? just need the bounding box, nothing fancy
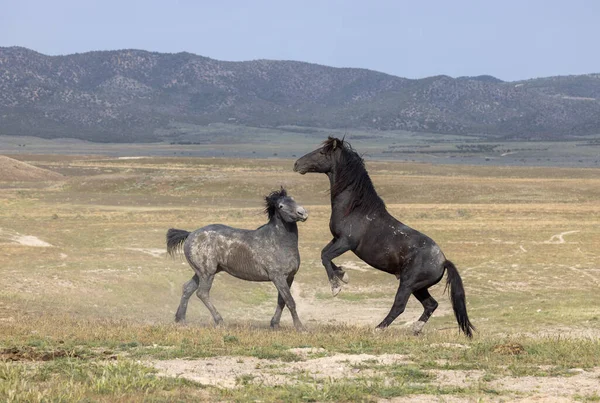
[294,137,474,337]
[166,188,308,331]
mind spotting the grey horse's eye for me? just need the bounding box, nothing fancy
[278,204,284,209]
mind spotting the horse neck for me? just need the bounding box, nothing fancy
[264,214,298,242]
[327,159,384,215]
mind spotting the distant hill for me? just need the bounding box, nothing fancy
[1,46,599,142]
[0,155,63,181]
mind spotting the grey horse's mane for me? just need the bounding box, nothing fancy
[264,187,288,219]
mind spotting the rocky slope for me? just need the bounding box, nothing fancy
[1,47,599,141]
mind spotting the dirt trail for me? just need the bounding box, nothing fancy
[151,350,412,388]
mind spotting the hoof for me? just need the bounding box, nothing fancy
[270,323,280,330]
[412,321,426,336]
[335,266,350,284]
[330,277,345,296]
[374,326,386,333]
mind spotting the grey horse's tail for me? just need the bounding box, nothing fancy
[444,260,475,338]
[166,228,191,257]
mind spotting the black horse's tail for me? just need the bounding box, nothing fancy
[444,260,475,338]
[166,228,191,257]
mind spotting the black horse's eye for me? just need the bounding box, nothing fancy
[278,204,284,209]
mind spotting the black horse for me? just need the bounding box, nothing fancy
[166,188,308,331]
[294,137,474,337]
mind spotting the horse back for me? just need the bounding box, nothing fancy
[184,224,299,281]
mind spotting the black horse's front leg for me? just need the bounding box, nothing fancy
[321,238,351,296]
[321,239,349,280]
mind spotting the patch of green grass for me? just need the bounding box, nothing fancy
[350,361,433,383]
[576,392,600,402]
[216,375,489,402]
[0,359,205,403]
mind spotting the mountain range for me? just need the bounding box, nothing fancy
[1,46,599,142]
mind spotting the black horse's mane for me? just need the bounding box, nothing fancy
[264,187,288,219]
[323,137,386,215]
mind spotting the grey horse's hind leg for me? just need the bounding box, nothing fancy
[270,276,294,329]
[412,288,439,335]
[196,274,224,326]
[271,276,305,331]
[175,274,199,323]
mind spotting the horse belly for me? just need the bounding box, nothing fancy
[354,239,408,275]
[222,245,272,281]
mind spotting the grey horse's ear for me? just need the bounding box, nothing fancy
[333,139,337,150]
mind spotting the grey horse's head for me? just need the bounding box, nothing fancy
[293,136,345,175]
[265,188,308,222]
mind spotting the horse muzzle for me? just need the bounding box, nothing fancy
[297,208,308,221]
[293,162,307,175]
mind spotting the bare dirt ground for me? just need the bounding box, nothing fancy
[150,348,600,401]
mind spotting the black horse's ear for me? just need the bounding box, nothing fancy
[333,139,337,150]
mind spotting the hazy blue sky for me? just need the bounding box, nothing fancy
[1,0,598,81]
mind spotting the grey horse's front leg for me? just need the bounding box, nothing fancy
[270,276,294,330]
[175,274,199,323]
[321,238,351,296]
[271,276,305,332]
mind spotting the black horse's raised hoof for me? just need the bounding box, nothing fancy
[336,267,349,283]
[330,276,344,296]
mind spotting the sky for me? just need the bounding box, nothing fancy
[1,0,598,82]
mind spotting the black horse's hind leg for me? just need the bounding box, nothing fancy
[321,238,351,296]
[376,281,412,329]
[270,276,293,330]
[196,274,224,326]
[272,276,305,331]
[175,274,199,323]
[412,288,439,335]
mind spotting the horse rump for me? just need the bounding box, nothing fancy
[166,228,191,257]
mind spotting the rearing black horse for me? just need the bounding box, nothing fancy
[294,137,474,337]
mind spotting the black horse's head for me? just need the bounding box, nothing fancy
[293,137,345,175]
[264,187,308,223]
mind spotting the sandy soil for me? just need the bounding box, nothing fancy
[0,228,53,247]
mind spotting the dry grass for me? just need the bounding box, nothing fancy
[1,155,600,401]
